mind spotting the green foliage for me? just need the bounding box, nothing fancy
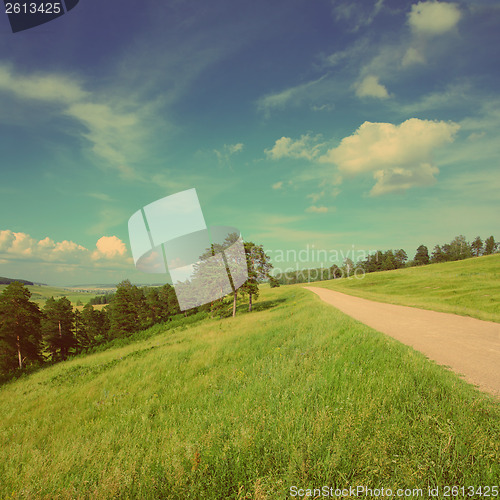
[42,296,76,360]
[76,303,110,349]
[484,235,497,255]
[471,236,483,257]
[0,282,42,371]
[413,244,430,266]
[107,280,146,338]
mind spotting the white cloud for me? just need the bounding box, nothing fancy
[307,191,325,203]
[332,0,385,32]
[0,230,132,269]
[87,192,116,202]
[397,82,471,114]
[213,142,244,165]
[265,134,324,161]
[0,65,88,104]
[370,163,439,196]
[92,236,127,260]
[408,1,461,36]
[227,143,244,154]
[272,181,283,190]
[320,118,460,195]
[305,205,329,214]
[256,75,327,116]
[354,75,389,99]
[0,64,150,179]
[402,47,426,67]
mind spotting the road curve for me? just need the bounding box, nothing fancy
[304,286,500,397]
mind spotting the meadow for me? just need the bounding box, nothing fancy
[1,274,499,498]
[311,254,500,323]
[0,284,97,308]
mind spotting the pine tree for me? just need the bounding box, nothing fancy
[413,245,430,266]
[484,236,497,255]
[108,280,144,338]
[0,282,42,371]
[431,245,445,263]
[394,249,408,269]
[471,236,483,257]
[42,297,76,360]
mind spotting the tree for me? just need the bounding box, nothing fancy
[471,236,483,257]
[78,303,109,349]
[484,236,497,255]
[343,257,355,276]
[381,250,396,270]
[241,242,274,312]
[0,282,42,371]
[431,245,445,263]
[329,264,343,279]
[441,244,452,261]
[448,235,472,261]
[42,297,76,360]
[413,245,430,266]
[394,249,408,269]
[108,280,146,338]
[269,275,280,288]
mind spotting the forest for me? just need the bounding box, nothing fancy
[274,234,498,285]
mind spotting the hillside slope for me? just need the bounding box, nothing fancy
[311,254,500,322]
[1,286,499,498]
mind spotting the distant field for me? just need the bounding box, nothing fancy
[0,284,111,307]
[0,286,498,498]
[310,254,500,323]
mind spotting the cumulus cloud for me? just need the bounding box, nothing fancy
[371,163,439,196]
[354,75,390,99]
[265,134,324,161]
[320,118,460,195]
[0,230,132,269]
[92,236,127,260]
[408,1,461,36]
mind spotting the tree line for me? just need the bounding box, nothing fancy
[0,239,276,380]
[274,234,498,285]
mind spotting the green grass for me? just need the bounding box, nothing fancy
[1,286,498,499]
[310,254,500,323]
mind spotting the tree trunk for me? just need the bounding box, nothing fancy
[248,293,252,312]
[17,336,22,369]
[232,291,237,317]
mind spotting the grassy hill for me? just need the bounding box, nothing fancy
[310,253,500,323]
[1,280,499,498]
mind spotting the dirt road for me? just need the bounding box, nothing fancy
[304,286,500,397]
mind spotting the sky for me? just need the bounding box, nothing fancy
[0,0,499,285]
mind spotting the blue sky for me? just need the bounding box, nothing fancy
[0,0,499,285]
